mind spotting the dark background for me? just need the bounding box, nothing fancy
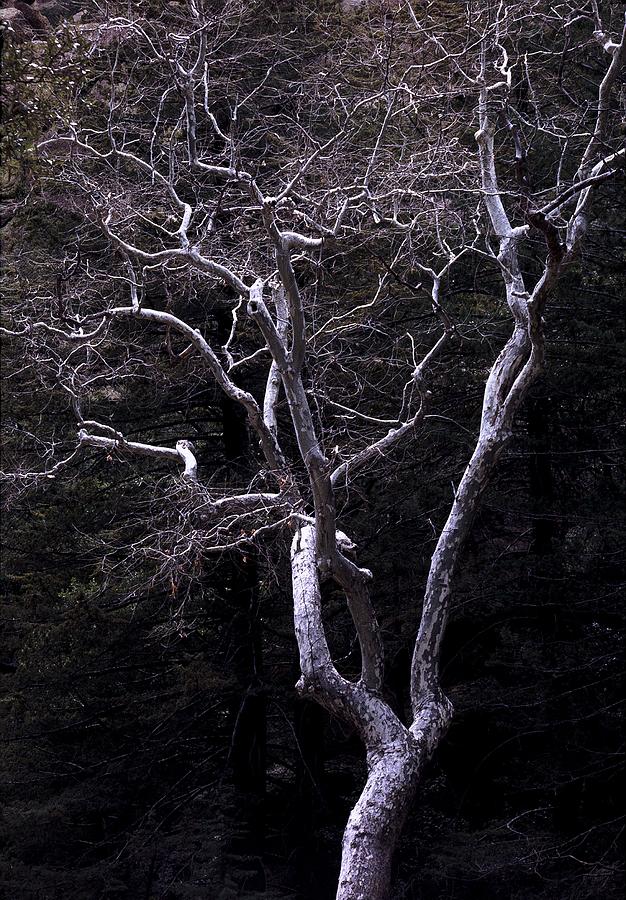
[1,2,624,898]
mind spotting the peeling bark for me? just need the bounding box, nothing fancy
[291,525,452,900]
[8,7,622,898]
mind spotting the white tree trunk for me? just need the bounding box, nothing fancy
[336,692,451,900]
[291,525,452,900]
[336,741,422,900]
[11,9,620,900]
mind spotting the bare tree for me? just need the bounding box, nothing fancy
[2,1,624,897]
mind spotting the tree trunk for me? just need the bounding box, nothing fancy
[336,694,450,900]
[290,521,453,900]
[336,740,422,900]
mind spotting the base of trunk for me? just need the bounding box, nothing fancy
[336,740,422,900]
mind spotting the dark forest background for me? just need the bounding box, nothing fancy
[1,2,624,898]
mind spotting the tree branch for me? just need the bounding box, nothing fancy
[78,427,198,479]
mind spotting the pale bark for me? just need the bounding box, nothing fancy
[78,427,198,479]
[291,525,452,900]
[336,18,624,899]
[9,7,623,898]
[263,283,289,437]
[248,286,338,565]
[108,304,285,473]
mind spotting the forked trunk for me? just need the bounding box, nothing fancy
[335,696,451,900]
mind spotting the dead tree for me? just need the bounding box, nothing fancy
[2,2,624,897]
